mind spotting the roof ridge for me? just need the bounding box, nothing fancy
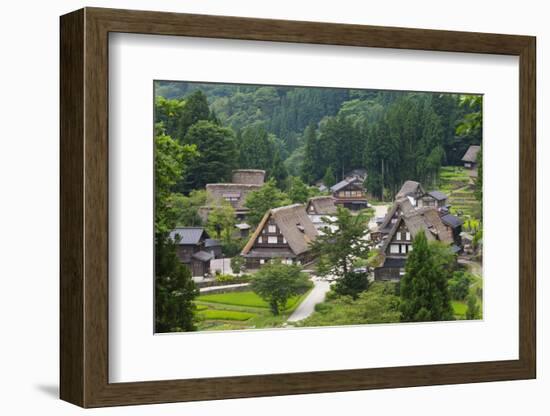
[270,203,304,213]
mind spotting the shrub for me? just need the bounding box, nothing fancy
[215,273,235,283]
[333,271,369,299]
[230,256,246,275]
[448,271,472,301]
[198,309,255,321]
[465,294,481,320]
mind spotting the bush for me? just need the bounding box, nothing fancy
[448,271,472,301]
[198,309,255,321]
[466,294,481,320]
[230,256,246,274]
[222,239,244,257]
[333,271,369,299]
[298,282,401,327]
[215,273,235,283]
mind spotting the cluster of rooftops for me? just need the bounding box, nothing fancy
[170,151,478,278]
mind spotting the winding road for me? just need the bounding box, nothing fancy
[287,278,331,322]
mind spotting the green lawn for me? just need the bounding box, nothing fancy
[194,289,311,331]
[198,309,256,321]
[197,291,303,312]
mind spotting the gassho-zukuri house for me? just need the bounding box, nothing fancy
[305,196,338,233]
[241,204,318,269]
[461,144,481,174]
[199,169,266,221]
[374,207,455,281]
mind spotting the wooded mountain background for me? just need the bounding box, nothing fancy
[155,81,482,199]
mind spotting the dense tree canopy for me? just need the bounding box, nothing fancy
[181,120,238,191]
[244,179,292,226]
[155,82,482,201]
[154,129,199,332]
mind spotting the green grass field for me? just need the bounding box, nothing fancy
[197,291,303,311]
[194,290,311,331]
[198,309,256,321]
[438,166,481,221]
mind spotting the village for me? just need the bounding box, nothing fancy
[169,145,483,331]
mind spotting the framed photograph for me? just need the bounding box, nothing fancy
[60,7,536,408]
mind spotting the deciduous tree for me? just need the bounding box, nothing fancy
[251,261,312,315]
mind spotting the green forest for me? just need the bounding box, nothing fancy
[155,81,481,199]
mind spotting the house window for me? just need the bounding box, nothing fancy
[268,236,278,244]
[400,244,407,254]
[465,162,471,168]
[258,236,263,243]
[283,237,287,244]
[390,244,400,254]
[406,232,411,240]
[268,225,276,233]
[408,245,413,252]
[396,232,401,241]
[260,259,265,265]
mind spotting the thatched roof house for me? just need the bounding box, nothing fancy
[461,145,481,175]
[378,197,416,234]
[306,196,338,234]
[395,180,425,201]
[231,169,266,185]
[241,204,318,268]
[461,145,481,163]
[200,170,266,220]
[306,196,338,215]
[375,207,454,281]
[205,183,262,211]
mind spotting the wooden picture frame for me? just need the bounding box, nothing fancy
[60,7,536,408]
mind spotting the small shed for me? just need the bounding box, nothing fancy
[461,145,481,170]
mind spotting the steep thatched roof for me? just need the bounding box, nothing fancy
[241,204,318,256]
[205,183,261,210]
[306,196,338,215]
[381,207,453,253]
[396,180,425,199]
[379,198,415,231]
[231,169,266,185]
[461,145,481,163]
